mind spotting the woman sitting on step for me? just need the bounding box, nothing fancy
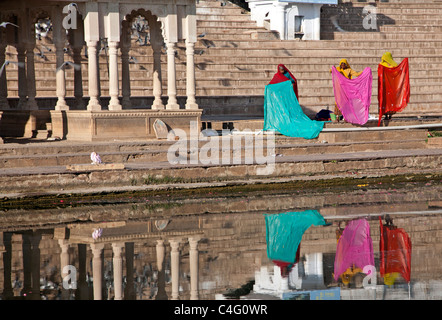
[330,59,363,122]
[269,64,299,101]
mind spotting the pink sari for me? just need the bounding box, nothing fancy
[331,66,373,125]
[334,218,374,281]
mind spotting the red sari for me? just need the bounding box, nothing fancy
[377,58,410,126]
[269,64,299,100]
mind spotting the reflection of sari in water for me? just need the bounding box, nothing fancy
[379,216,412,285]
[265,210,326,276]
[334,219,374,283]
[377,52,410,125]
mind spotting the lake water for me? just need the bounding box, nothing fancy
[0,177,441,300]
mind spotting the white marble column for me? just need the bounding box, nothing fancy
[84,3,101,111]
[108,41,121,110]
[188,237,200,300]
[86,41,101,110]
[185,41,198,110]
[166,42,179,110]
[169,238,182,300]
[112,242,124,300]
[91,243,104,300]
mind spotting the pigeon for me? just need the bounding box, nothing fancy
[0,22,19,28]
[92,228,103,240]
[0,60,25,77]
[56,61,81,72]
[90,151,102,165]
[198,32,207,38]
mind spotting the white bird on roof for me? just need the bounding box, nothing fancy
[90,151,102,165]
[92,228,103,240]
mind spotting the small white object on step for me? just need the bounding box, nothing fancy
[90,152,102,165]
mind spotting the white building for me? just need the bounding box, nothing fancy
[246,0,338,40]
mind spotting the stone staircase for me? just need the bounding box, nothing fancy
[3,0,442,119]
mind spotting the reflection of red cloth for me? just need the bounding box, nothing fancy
[379,216,412,283]
[269,64,299,100]
[377,58,410,126]
[272,243,301,277]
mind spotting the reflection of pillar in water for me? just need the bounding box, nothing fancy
[91,243,104,300]
[303,252,325,290]
[30,233,41,300]
[1,232,13,299]
[59,239,70,300]
[189,237,201,300]
[169,238,182,300]
[76,244,90,300]
[125,242,135,300]
[112,242,124,300]
[155,239,168,300]
[21,232,32,297]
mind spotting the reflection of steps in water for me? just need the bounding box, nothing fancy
[252,253,327,298]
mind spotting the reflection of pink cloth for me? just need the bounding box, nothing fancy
[332,66,373,125]
[334,219,374,281]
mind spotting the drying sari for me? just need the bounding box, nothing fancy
[264,80,324,139]
[377,57,410,126]
[331,66,373,125]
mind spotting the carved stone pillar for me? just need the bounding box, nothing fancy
[108,41,121,110]
[166,42,179,110]
[185,41,198,109]
[86,41,101,110]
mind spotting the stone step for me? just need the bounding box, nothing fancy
[0,128,432,169]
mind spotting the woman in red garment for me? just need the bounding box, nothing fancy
[269,64,299,101]
[377,52,410,125]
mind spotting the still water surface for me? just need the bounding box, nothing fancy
[0,178,441,300]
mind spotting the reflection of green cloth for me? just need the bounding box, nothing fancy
[264,81,324,139]
[265,210,326,263]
